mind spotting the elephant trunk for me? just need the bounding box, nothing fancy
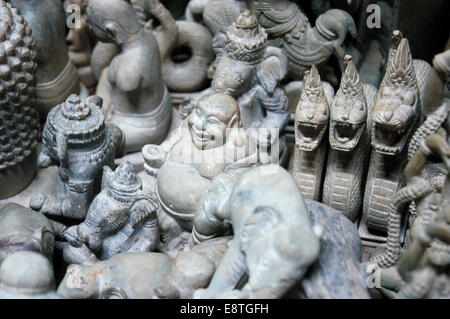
[371,177,433,268]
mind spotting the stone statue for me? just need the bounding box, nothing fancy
[203,0,357,80]
[88,0,172,153]
[142,93,259,252]
[0,251,58,299]
[246,1,357,79]
[322,56,377,222]
[194,165,321,299]
[373,133,449,298]
[91,0,214,93]
[30,94,125,221]
[61,162,160,264]
[57,237,231,299]
[0,0,39,199]
[10,0,81,119]
[0,204,55,264]
[290,65,332,201]
[206,10,290,145]
[363,33,427,233]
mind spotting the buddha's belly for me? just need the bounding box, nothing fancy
[157,161,210,220]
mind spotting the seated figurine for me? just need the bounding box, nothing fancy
[0,251,58,299]
[30,94,125,221]
[61,162,159,264]
[188,10,290,150]
[142,93,259,252]
[88,0,172,153]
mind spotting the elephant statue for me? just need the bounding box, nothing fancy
[56,237,231,299]
[193,164,370,299]
[90,0,214,93]
[0,204,55,264]
[203,0,357,80]
[192,10,290,153]
[194,164,321,299]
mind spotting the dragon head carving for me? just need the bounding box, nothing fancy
[371,37,420,156]
[329,56,367,152]
[295,65,329,151]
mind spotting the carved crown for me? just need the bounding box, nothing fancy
[225,10,268,64]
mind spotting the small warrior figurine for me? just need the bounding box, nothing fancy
[30,94,125,221]
[62,162,159,264]
[88,0,172,153]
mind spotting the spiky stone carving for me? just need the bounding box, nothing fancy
[0,0,39,199]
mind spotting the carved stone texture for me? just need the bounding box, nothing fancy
[89,0,172,153]
[323,55,377,222]
[0,0,39,200]
[0,251,58,299]
[142,93,259,251]
[30,94,124,221]
[61,162,160,264]
[292,199,370,299]
[57,237,231,299]
[208,10,290,146]
[10,0,81,119]
[363,34,423,234]
[374,133,449,299]
[245,0,357,80]
[291,65,330,201]
[194,165,320,299]
[0,203,54,264]
[92,0,214,93]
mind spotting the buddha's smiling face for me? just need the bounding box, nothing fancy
[188,94,240,150]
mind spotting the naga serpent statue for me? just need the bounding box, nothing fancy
[373,132,449,298]
[322,55,377,222]
[203,0,357,80]
[0,0,40,199]
[290,65,333,201]
[362,32,431,234]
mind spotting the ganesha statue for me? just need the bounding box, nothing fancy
[195,10,290,152]
[142,93,260,253]
[30,94,125,221]
[62,162,159,264]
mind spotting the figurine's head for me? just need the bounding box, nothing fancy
[212,10,287,98]
[188,93,240,150]
[372,36,420,156]
[42,95,105,158]
[329,56,367,152]
[0,251,57,299]
[87,0,141,44]
[102,162,142,204]
[295,65,330,151]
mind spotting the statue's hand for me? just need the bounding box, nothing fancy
[37,151,54,168]
[64,226,83,248]
[142,144,167,177]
